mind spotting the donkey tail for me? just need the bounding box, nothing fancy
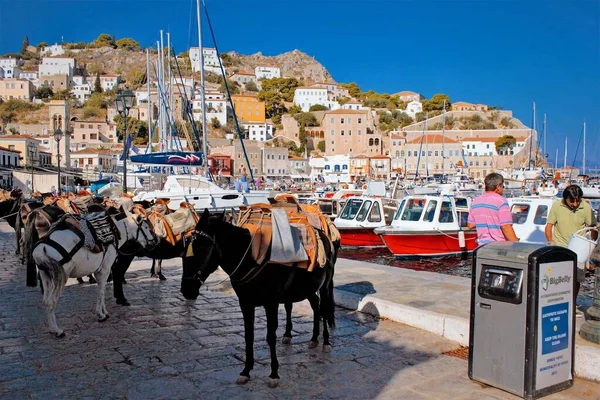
[24,211,39,287]
[37,247,67,307]
[320,277,336,329]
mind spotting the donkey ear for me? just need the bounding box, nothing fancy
[197,208,210,230]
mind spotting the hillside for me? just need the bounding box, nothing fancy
[224,49,334,84]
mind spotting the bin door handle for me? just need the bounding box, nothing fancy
[486,269,515,276]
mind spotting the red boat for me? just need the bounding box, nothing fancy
[334,196,398,247]
[375,194,478,257]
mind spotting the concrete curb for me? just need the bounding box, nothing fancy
[333,288,600,382]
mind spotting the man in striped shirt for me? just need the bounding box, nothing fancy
[467,173,519,244]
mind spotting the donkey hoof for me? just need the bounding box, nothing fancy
[88,277,97,284]
[308,340,318,349]
[116,298,131,306]
[236,375,250,385]
[282,336,292,345]
[158,273,167,281]
[77,278,84,284]
[323,344,332,353]
[98,315,109,322]
[151,274,159,279]
[268,378,280,388]
[56,331,65,338]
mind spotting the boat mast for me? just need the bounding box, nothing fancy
[583,121,586,175]
[197,0,208,162]
[159,32,166,148]
[543,113,547,162]
[564,137,567,169]
[441,100,445,181]
[555,148,558,174]
[529,101,535,169]
[167,32,174,151]
[146,48,152,153]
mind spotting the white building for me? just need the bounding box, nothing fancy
[99,75,120,91]
[462,136,528,157]
[242,122,274,142]
[340,101,367,111]
[309,83,350,101]
[0,146,21,189]
[192,91,229,127]
[40,43,65,56]
[70,148,118,172]
[19,71,38,81]
[255,66,280,80]
[309,155,325,180]
[72,83,92,103]
[322,154,350,183]
[403,100,422,118]
[39,57,75,80]
[293,87,340,112]
[71,75,87,86]
[0,58,21,79]
[230,72,258,89]
[189,47,221,73]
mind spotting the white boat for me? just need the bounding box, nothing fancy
[133,175,273,211]
[333,196,397,247]
[508,196,556,243]
[375,194,478,257]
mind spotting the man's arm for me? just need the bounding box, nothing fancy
[545,223,555,244]
[501,224,519,242]
[467,222,476,230]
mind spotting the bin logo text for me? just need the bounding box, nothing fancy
[542,267,571,291]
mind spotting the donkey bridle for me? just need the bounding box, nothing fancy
[182,230,222,284]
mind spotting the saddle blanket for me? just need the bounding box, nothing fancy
[151,204,198,246]
[82,212,116,246]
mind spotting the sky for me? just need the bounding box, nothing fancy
[1,0,599,167]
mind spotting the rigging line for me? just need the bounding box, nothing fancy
[152,62,183,148]
[569,124,584,180]
[187,0,194,50]
[203,0,255,185]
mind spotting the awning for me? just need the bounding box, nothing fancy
[290,174,303,179]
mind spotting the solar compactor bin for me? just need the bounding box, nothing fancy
[468,242,577,399]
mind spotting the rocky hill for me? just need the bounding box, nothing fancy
[225,49,335,84]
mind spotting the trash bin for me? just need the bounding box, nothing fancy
[468,242,577,399]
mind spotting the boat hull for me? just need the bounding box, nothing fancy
[338,227,385,247]
[379,230,478,257]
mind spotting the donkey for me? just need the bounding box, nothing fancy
[0,189,24,255]
[181,210,336,388]
[30,211,156,337]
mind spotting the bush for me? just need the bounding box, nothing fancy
[83,107,103,119]
[309,104,328,112]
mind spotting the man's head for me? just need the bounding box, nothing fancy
[484,172,504,194]
[562,184,583,210]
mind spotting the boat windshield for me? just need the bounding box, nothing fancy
[394,199,406,220]
[401,198,427,221]
[175,177,212,189]
[533,205,549,225]
[340,198,364,220]
[455,198,469,208]
[355,200,372,222]
[511,204,530,224]
[439,201,454,223]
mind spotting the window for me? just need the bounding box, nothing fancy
[82,134,86,140]
[330,118,334,123]
[88,124,93,129]
[369,138,374,146]
[395,151,400,157]
[330,130,334,135]
[438,201,454,223]
[358,118,362,123]
[533,205,548,225]
[340,198,364,220]
[358,130,362,135]
[341,118,344,124]
[435,151,438,156]
[368,202,382,222]
[348,130,352,136]
[511,204,530,224]
[428,151,432,157]
[401,199,426,221]
[341,130,344,136]
[423,200,437,222]
[356,200,372,222]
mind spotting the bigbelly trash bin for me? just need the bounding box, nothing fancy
[468,242,577,399]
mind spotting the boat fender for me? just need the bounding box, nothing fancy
[458,230,466,249]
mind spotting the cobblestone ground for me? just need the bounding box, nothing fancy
[0,223,599,399]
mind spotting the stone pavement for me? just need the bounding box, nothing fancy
[0,222,599,399]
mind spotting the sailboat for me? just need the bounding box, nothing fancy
[132,0,272,210]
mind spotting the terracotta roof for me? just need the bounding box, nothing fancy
[452,101,474,106]
[390,134,405,139]
[208,153,231,157]
[370,155,390,159]
[0,146,21,153]
[232,93,258,98]
[406,134,459,144]
[393,90,421,96]
[70,149,118,155]
[0,134,35,140]
[35,135,50,139]
[295,86,327,90]
[288,155,307,160]
[231,72,255,77]
[325,109,369,115]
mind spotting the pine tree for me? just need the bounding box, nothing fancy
[94,72,103,93]
[20,36,29,54]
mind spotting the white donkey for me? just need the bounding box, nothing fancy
[32,212,156,337]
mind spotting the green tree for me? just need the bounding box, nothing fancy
[83,106,103,119]
[294,112,318,127]
[288,104,302,115]
[84,92,112,109]
[415,112,426,122]
[423,93,451,112]
[337,96,350,105]
[113,115,148,142]
[220,53,233,67]
[259,77,300,102]
[317,140,325,152]
[35,85,54,99]
[20,36,29,54]
[36,41,48,50]
[500,116,514,128]
[245,81,258,92]
[340,82,362,98]
[257,90,286,119]
[309,104,328,112]
[91,33,115,48]
[52,89,74,101]
[495,135,517,153]
[211,117,221,129]
[220,78,239,94]
[126,67,146,89]
[94,72,102,93]
[0,109,16,130]
[115,38,140,51]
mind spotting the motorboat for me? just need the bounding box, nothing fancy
[508,196,555,244]
[333,196,397,247]
[133,175,273,211]
[375,194,477,257]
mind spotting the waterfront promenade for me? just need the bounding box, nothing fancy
[0,221,598,399]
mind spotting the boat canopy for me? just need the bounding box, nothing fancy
[130,152,204,166]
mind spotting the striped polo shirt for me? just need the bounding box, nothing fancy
[468,192,513,244]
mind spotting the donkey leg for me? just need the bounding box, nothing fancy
[307,293,320,349]
[150,259,156,278]
[157,260,166,281]
[47,303,64,338]
[113,255,134,306]
[39,273,64,337]
[87,274,97,284]
[265,302,280,388]
[237,303,255,385]
[95,268,110,321]
[282,302,293,344]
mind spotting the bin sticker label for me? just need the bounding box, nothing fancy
[541,302,569,355]
[536,261,574,391]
